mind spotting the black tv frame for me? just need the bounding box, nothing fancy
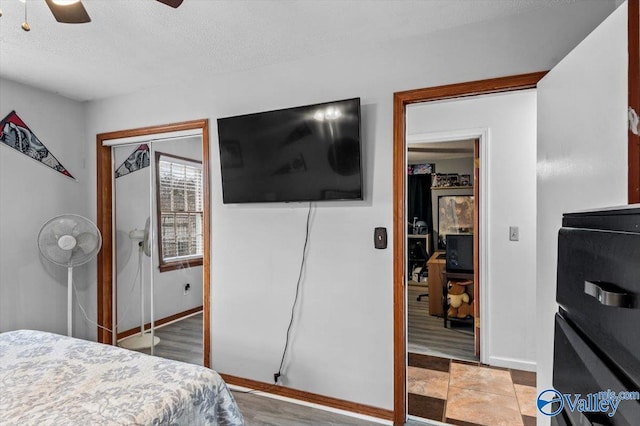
[217,97,363,204]
[445,233,474,273]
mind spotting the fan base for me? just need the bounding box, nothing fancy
[118,333,160,350]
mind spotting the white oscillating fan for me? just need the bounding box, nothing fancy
[119,217,160,350]
[37,214,102,337]
[128,217,151,257]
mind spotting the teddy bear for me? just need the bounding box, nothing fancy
[447,280,473,318]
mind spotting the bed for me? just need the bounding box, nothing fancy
[0,329,244,425]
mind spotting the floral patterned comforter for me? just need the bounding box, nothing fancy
[0,330,244,425]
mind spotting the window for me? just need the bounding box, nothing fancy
[156,152,204,272]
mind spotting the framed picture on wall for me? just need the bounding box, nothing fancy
[411,163,435,175]
[437,195,474,249]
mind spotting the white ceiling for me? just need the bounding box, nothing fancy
[0,0,572,101]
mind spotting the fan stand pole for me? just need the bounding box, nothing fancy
[139,247,144,338]
[67,266,73,337]
[118,244,159,351]
[150,248,155,357]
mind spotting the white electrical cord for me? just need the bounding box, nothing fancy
[73,281,112,334]
[73,243,143,335]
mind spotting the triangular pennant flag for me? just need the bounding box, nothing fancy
[115,144,150,178]
[0,110,75,179]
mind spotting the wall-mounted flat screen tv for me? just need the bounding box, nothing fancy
[217,98,362,204]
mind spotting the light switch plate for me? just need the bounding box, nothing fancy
[509,226,519,241]
[374,227,387,249]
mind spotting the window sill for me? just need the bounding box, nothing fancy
[159,257,203,273]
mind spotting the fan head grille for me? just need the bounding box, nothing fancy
[38,214,102,266]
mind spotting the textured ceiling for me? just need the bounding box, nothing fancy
[0,0,569,101]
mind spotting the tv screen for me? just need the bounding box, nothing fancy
[446,234,474,273]
[217,98,362,204]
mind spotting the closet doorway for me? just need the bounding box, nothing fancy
[406,138,479,363]
[96,119,211,368]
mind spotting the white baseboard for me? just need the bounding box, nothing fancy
[487,356,536,372]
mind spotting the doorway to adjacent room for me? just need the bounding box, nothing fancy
[392,72,546,425]
[406,138,478,363]
[403,101,539,424]
[405,132,484,423]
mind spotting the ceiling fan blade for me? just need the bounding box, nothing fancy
[156,0,184,8]
[45,0,91,24]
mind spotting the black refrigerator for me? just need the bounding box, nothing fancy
[552,206,640,425]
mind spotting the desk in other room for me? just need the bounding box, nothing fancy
[426,251,445,316]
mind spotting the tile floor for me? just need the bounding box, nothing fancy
[407,353,537,426]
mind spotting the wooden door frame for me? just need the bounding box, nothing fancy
[392,72,547,425]
[96,119,211,368]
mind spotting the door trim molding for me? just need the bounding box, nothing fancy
[392,72,546,425]
[96,119,211,368]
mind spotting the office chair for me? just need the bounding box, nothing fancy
[411,238,430,302]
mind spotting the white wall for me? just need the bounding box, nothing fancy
[0,78,92,338]
[407,90,538,371]
[536,3,628,424]
[422,157,474,176]
[0,0,617,412]
[114,137,204,332]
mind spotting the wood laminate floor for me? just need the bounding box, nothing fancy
[232,391,438,426]
[132,312,204,365]
[408,285,476,362]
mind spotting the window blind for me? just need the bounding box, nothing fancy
[158,156,203,261]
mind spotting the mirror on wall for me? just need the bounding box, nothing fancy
[112,135,205,365]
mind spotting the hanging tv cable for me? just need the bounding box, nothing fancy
[274,202,313,384]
